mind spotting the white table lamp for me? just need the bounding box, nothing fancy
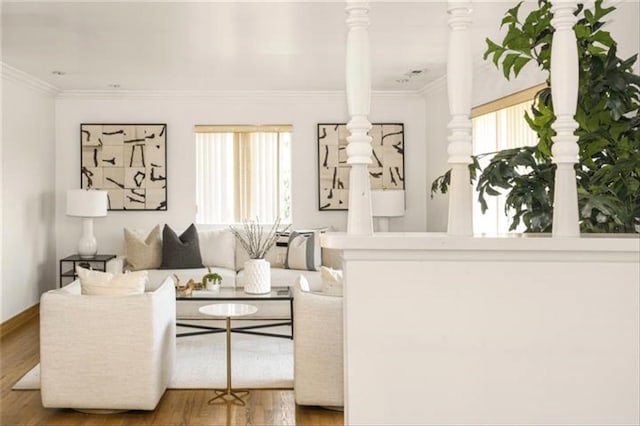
[371,189,405,232]
[66,189,108,258]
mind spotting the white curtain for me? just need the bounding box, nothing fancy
[278,132,292,223]
[195,133,235,224]
[472,101,538,235]
[195,131,289,224]
[248,132,279,223]
[472,113,499,234]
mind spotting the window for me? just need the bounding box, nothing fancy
[472,85,542,234]
[195,125,292,225]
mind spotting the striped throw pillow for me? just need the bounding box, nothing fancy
[285,231,321,271]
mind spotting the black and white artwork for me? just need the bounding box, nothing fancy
[80,123,167,210]
[318,123,404,211]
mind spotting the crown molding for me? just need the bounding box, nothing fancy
[57,89,345,100]
[56,88,422,101]
[1,63,60,96]
[417,58,510,97]
[374,90,423,99]
[417,75,447,96]
[0,64,423,101]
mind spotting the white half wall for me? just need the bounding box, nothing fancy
[1,65,57,322]
[54,92,426,262]
[323,233,640,425]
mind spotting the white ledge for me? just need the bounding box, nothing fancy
[321,232,640,262]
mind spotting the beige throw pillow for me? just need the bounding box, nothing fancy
[124,225,162,271]
[77,266,148,295]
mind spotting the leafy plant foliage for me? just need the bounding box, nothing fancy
[431,0,640,233]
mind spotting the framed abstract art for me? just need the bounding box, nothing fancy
[317,123,404,210]
[80,123,167,210]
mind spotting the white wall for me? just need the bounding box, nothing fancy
[323,233,640,425]
[54,92,426,260]
[0,25,4,323]
[1,66,57,322]
[612,0,640,77]
[423,80,450,232]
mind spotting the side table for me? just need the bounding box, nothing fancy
[59,254,117,287]
[198,303,258,406]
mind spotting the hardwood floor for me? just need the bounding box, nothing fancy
[0,316,343,426]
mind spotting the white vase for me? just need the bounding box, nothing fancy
[243,259,271,294]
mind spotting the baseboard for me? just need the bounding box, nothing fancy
[0,304,39,338]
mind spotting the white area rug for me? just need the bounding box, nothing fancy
[13,326,293,390]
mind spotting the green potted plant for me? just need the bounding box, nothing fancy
[202,267,222,292]
[432,0,639,233]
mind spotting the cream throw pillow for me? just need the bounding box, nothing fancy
[77,266,148,295]
[320,266,343,296]
[199,228,236,270]
[124,225,162,271]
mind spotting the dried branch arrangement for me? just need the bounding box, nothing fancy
[229,218,290,260]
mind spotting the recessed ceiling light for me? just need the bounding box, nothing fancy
[108,84,121,89]
[404,68,429,78]
[408,68,428,76]
[51,70,66,75]
[396,67,429,84]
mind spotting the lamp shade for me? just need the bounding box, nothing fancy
[66,189,108,217]
[371,189,405,217]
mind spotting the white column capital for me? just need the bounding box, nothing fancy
[551,1,578,29]
[447,1,472,29]
[345,0,370,29]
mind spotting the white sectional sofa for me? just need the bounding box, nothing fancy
[126,227,341,319]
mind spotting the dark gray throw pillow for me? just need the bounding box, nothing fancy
[160,224,204,269]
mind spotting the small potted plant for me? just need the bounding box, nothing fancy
[202,267,222,292]
[229,217,289,294]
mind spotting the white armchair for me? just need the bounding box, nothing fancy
[293,278,343,407]
[39,276,176,411]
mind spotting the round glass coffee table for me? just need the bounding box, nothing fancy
[198,303,258,406]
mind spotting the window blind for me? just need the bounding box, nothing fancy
[195,127,292,225]
[472,100,538,235]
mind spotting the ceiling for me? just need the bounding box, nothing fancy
[1,1,538,92]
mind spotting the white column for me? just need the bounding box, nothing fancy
[446,1,473,236]
[345,0,373,236]
[550,0,580,237]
